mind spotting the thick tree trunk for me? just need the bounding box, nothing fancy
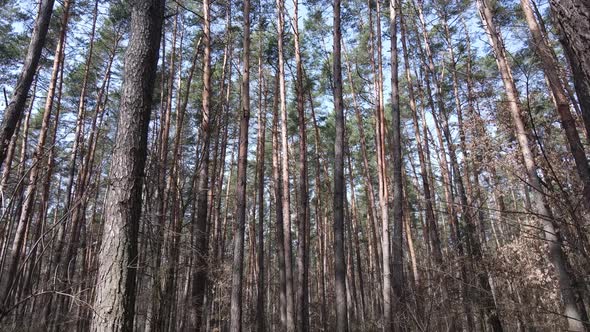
[90,1,164,330]
[549,0,590,138]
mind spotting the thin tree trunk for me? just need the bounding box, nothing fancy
[346,153,367,320]
[389,2,405,329]
[276,0,295,329]
[333,0,348,330]
[229,0,250,329]
[254,37,267,332]
[271,73,287,330]
[292,0,309,330]
[191,0,212,329]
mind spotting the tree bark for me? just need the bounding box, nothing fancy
[548,0,590,138]
[0,0,55,168]
[90,1,164,330]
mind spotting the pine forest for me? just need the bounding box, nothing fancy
[0,0,589,331]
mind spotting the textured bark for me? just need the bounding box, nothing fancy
[389,2,404,329]
[0,0,55,168]
[229,0,250,329]
[58,31,120,331]
[0,75,34,238]
[90,1,164,330]
[478,1,589,330]
[333,0,348,330]
[549,0,590,138]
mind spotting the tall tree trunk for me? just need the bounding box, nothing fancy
[308,88,328,331]
[370,1,392,329]
[276,0,295,329]
[90,1,164,330]
[389,2,405,329]
[254,36,267,332]
[548,0,590,138]
[271,73,287,329]
[191,0,212,329]
[292,0,309,330]
[333,0,348,330]
[0,0,55,167]
[229,0,250,329]
[478,1,589,330]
